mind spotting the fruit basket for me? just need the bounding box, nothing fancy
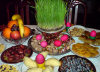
[1,14,36,45]
[1,32,30,45]
[1,27,35,45]
[1,29,35,45]
[1,14,35,45]
[1,28,35,45]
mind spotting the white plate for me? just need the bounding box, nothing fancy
[68,25,86,37]
[70,43,100,58]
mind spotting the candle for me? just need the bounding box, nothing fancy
[89,30,96,39]
[40,41,47,47]
[54,40,62,47]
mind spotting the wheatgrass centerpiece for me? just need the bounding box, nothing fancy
[35,0,67,32]
[28,0,74,55]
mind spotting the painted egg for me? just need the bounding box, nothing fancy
[66,22,71,27]
[90,30,96,37]
[40,41,47,47]
[54,40,62,47]
[36,54,45,64]
[61,34,69,41]
[36,34,42,40]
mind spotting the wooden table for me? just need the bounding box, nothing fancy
[0,25,100,72]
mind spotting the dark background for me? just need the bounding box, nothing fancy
[0,0,100,29]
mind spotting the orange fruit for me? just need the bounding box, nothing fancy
[2,28,12,39]
[8,20,18,28]
[24,26,31,37]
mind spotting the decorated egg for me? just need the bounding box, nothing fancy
[61,34,69,41]
[90,30,96,37]
[36,54,45,64]
[54,40,62,47]
[36,34,42,40]
[40,41,47,47]
[66,22,71,27]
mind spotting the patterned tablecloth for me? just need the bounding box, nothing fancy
[0,25,100,72]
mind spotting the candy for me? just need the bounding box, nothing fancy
[36,54,45,64]
[40,41,47,47]
[36,34,42,40]
[61,34,68,41]
[54,40,62,47]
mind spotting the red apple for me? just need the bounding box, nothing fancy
[10,31,21,40]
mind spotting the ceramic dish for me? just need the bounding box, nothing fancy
[70,43,100,58]
[1,45,33,63]
[68,25,86,37]
[58,55,96,72]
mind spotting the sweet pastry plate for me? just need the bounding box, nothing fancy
[70,43,100,58]
[79,31,100,46]
[28,32,75,55]
[1,45,33,63]
[58,55,96,72]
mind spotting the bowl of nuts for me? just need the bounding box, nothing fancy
[68,25,86,37]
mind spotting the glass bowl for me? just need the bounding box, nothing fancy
[1,29,35,45]
[1,33,29,45]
